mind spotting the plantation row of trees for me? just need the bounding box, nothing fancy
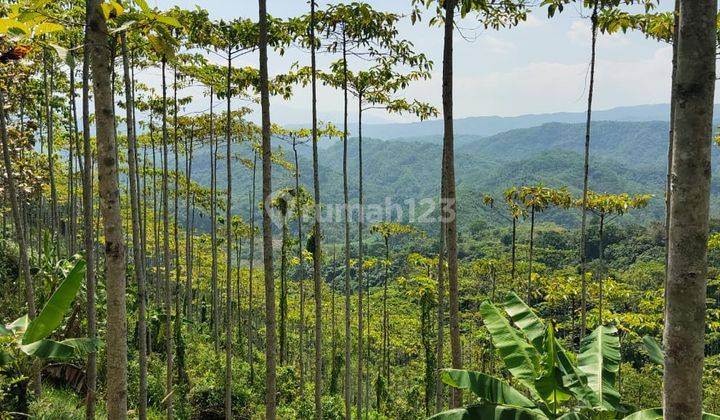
[0,0,717,419]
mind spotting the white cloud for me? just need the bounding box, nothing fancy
[449,45,673,117]
[477,35,516,55]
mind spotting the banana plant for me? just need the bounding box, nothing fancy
[429,292,719,419]
[0,257,99,365]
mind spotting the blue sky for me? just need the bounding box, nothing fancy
[144,0,681,125]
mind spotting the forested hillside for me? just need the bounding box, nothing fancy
[1,1,719,420]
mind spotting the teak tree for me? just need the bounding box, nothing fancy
[411,0,529,408]
[581,191,651,325]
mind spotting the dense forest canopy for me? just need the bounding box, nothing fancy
[0,0,718,419]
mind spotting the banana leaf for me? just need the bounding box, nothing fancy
[535,323,571,411]
[8,315,28,334]
[479,300,541,399]
[22,259,86,345]
[555,341,599,408]
[556,413,589,420]
[503,292,546,350]
[641,336,663,366]
[20,336,98,360]
[623,408,720,420]
[21,339,76,359]
[441,369,537,408]
[578,326,621,411]
[428,403,549,420]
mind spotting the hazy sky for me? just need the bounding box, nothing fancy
[143,0,681,125]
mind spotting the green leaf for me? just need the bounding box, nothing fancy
[479,300,541,399]
[623,408,720,420]
[8,315,28,334]
[60,338,101,355]
[155,14,181,28]
[641,336,663,366]
[22,259,86,345]
[429,403,549,420]
[134,0,150,12]
[441,369,537,408]
[21,339,75,359]
[32,22,64,36]
[554,342,600,409]
[578,326,621,411]
[503,292,546,350]
[535,323,571,410]
[556,413,589,420]
[0,324,11,336]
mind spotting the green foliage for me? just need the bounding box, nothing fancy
[431,293,716,419]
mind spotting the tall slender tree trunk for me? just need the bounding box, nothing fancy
[663,0,716,417]
[210,88,219,352]
[293,138,306,394]
[258,1,277,417]
[435,151,446,413]
[527,205,535,303]
[121,34,148,420]
[579,1,599,340]
[357,98,364,420]
[0,90,38,390]
[341,30,352,420]
[172,67,186,392]
[441,0,462,408]
[81,6,97,413]
[280,211,288,365]
[382,239,389,386]
[87,1,127,416]
[248,152,258,386]
[224,45,234,419]
[598,213,605,326]
[160,57,174,420]
[67,58,77,255]
[310,1,324,417]
[511,217,516,281]
[185,126,195,320]
[663,0,680,324]
[44,51,59,248]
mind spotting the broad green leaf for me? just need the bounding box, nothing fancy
[429,403,549,420]
[0,324,11,336]
[555,342,600,409]
[556,413,589,420]
[441,369,536,408]
[8,315,28,334]
[578,326,621,411]
[535,323,571,410]
[61,338,101,355]
[623,408,720,420]
[0,18,29,35]
[134,0,150,12]
[641,336,663,366]
[503,292,546,350]
[22,260,86,345]
[21,339,75,359]
[32,22,63,36]
[155,14,181,28]
[479,300,541,399]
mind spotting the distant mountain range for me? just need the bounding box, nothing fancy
[183,105,720,237]
[354,103,720,140]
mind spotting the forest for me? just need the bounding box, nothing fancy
[0,0,718,419]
